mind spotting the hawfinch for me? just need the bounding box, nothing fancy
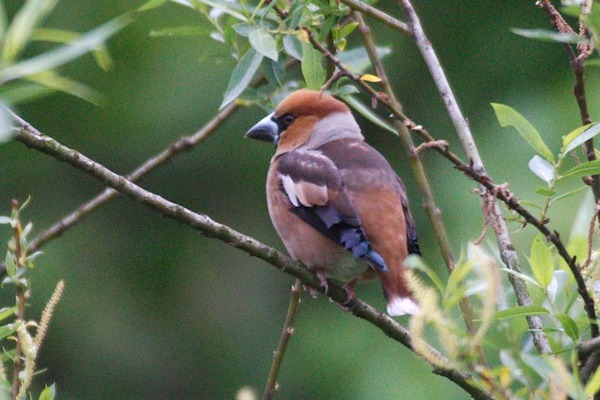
[245,89,420,316]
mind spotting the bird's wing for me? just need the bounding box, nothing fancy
[396,177,421,255]
[277,150,388,272]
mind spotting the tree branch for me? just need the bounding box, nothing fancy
[12,115,494,400]
[338,0,410,36]
[263,279,302,400]
[538,0,600,202]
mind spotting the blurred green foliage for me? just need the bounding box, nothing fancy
[2,0,600,398]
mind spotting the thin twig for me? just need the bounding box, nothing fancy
[398,0,554,354]
[12,116,494,400]
[25,102,237,255]
[538,0,600,202]
[579,336,600,359]
[263,279,302,400]
[338,0,410,36]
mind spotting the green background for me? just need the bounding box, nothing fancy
[1,1,597,398]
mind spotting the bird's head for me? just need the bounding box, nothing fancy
[245,89,363,154]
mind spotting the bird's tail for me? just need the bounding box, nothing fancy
[386,296,419,316]
[379,265,419,316]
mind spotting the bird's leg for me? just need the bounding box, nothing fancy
[336,280,357,312]
[305,268,329,299]
[316,268,329,295]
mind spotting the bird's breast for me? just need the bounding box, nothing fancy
[266,161,369,283]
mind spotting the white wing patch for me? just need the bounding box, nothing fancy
[279,173,329,207]
[280,174,300,207]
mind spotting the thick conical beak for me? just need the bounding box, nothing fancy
[244,113,279,145]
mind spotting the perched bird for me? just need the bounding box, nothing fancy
[245,89,420,316]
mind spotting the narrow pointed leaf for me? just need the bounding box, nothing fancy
[249,28,278,61]
[301,42,325,90]
[360,73,382,83]
[0,15,131,83]
[3,0,60,62]
[338,46,390,73]
[529,234,554,289]
[139,0,170,11]
[283,34,302,60]
[586,365,600,396]
[555,313,579,341]
[38,384,56,400]
[27,71,103,105]
[511,28,584,44]
[562,123,600,155]
[341,95,396,134]
[220,47,263,108]
[495,305,549,319]
[560,159,600,180]
[491,103,555,162]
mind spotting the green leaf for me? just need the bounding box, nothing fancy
[0,2,7,46]
[585,4,600,44]
[535,187,555,196]
[0,15,132,83]
[511,28,584,44]
[2,0,60,62]
[283,34,302,60]
[562,123,600,155]
[173,0,246,21]
[338,46,391,73]
[0,307,16,323]
[560,159,600,180]
[495,305,549,319]
[27,71,103,105]
[149,25,209,37]
[138,0,170,11]
[0,322,18,341]
[549,185,587,204]
[555,313,579,341]
[301,42,325,90]
[491,103,555,163]
[529,234,554,289]
[38,384,56,400]
[587,59,600,68]
[249,28,278,61]
[220,47,263,108]
[586,364,600,396]
[32,29,114,71]
[341,95,396,134]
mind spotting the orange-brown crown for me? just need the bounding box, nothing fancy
[274,90,349,154]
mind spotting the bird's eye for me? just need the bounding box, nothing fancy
[278,113,296,131]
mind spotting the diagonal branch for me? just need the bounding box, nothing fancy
[24,102,238,254]
[12,114,494,400]
[538,0,600,202]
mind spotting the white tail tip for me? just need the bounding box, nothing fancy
[387,297,419,316]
